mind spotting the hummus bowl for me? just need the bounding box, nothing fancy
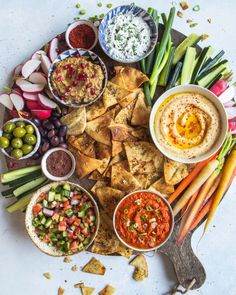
[150,85,228,164]
[48,48,108,107]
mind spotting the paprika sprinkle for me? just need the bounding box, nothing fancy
[69,24,96,49]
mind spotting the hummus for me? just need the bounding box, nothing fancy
[154,92,221,159]
[51,56,104,104]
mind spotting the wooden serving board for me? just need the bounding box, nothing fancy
[4,24,205,291]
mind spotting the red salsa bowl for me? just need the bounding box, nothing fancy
[113,190,174,251]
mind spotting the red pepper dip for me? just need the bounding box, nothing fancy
[115,191,173,250]
[69,24,96,49]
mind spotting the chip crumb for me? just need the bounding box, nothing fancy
[207,18,212,23]
[202,34,209,41]
[58,287,65,295]
[177,11,184,18]
[190,23,198,28]
[186,19,193,23]
[74,283,85,288]
[71,265,78,272]
[43,272,51,280]
[180,1,189,10]
[63,257,72,263]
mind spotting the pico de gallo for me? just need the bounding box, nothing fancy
[32,183,97,255]
[114,191,173,250]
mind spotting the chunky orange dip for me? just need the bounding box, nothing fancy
[115,191,172,249]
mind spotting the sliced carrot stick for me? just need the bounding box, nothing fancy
[168,153,217,205]
[181,189,200,216]
[190,197,213,231]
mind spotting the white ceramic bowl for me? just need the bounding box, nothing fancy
[113,190,174,252]
[65,20,98,50]
[149,85,228,164]
[0,118,41,160]
[41,147,76,181]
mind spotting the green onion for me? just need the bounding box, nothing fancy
[146,205,152,211]
[99,13,105,19]
[80,9,86,15]
[124,208,128,214]
[107,3,112,8]
[192,5,200,11]
[74,16,80,20]
[98,2,102,7]
[75,3,81,8]
[190,23,198,28]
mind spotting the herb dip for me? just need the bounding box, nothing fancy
[104,13,151,61]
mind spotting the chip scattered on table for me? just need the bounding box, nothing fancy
[129,255,148,281]
[82,257,106,275]
[98,285,116,295]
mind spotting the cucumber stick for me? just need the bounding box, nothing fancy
[6,169,42,188]
[166,61,183,89]
[1,165,41,184]
[13,176,47,198]
[173,33,202,65]
[181,47,197,84]
[7,192,33,213]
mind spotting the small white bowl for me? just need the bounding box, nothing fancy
[0,118,41,160]
[41,147,76,181]
[149,85,228,164]
[113,190,174,252]
[65,20,98,50]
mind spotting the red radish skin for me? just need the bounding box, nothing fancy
[9,93,24,111]
[12,88,23,95]
[38,93,57,109]
[16,79,44,93]
[0,93,14,110]
[26,101,44,110]
[41,55,52,75]
[48,37,59,62]
[21,59,41,79]
[31,50,47,60]
[13,64,23,77]
[210,80,228,97]
[28,72,47,86]
[31,109,52,119]
[23,92,38,101]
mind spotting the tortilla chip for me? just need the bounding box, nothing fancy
[86,100,107,121]
[124,142,164,174]
[114,99,136,124]
[149,177,175,198]
[164,158,189,185]
[131,91,150,127]
[95,142,111,159]
[91,180,108,194]
[97,157,111,174]
[89,170,103,181]
[75,151,103,179]
[82,257,106,275]
[111,164,141,192]
[95,186,124,218]
[85,109,115,146]
[109,124,147,142]
[81,286,95,295]
[103,81,130,108]
[116,247,133,259]
[111,140,124,157]
[129,255,148,281]
[102,153,124,177]
[98,285,116,295]
[118,88,141,108]
[68,134,95,158]
[61,107,86,135]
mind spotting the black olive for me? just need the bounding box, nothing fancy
[31,118,41,127]
[58,125,67,137]
[50,136,60,147]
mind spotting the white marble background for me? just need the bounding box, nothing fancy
[0,0,235,294]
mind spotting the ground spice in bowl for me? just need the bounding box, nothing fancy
[69,24,96,49]
[46,150,72,177]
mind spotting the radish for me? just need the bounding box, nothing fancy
[12,88,23,95]
[31,109,51,119]
[28,72,47,86]
[210,79,228,97]
[48,37,59,62]
[10,110,31,119]
[225,107,236,120]
[23,92,38,101]
[31,50,47,60]
[41,55,51,75]
[218,86,235,103]
[21,59,41,79]
[10,93,25,111]
[0,93,14,110]
[44,88,54,99]
[26,100,43,110]
[13,64,23,77]
[224,99,236,108]
[38,93,57,109]
[16,79,44,93]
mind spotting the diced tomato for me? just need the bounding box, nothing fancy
[63,201,69,207]
[33,204,41,216]
[67,231,75,240]
[73,218,81,227]
[81,228,89,237]
[67,215,76,225]
[75,228,81,236]
[70,241,78,250]
[58,221,67,232]
[52,213,60,222]
[72,194,82,200]
[36,192,46,203]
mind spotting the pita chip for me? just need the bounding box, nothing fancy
[149,177,175,198]
[129,255,148,281]
[60,107,86,135]
[82,257,106,275]
[91,180,108,194]
[109,124,147,142]
[131,91,150,127]
[86,100,107,121]
[103,81,130,108]
[95,142,111,159]
[68,134,95,158]
[164,158,189,185]
[97,157,111,174]
[111,140,124,157]
[98,285,116,295]
[75,151,103,179]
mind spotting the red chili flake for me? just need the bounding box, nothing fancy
[69,24,96,49]
[57,76,62,82]
[86,82,92,88]
[90,88,95,95]
[80,63,86,69]
[73,80,78,86]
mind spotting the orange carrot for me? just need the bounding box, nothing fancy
[190,197,213,231]
[181,189,200,216]
[168,153,217,205]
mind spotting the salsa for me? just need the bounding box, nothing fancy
[32,183,97,255]
[46,150,72,177]
[69,24,96,49]
[114,191,172,249]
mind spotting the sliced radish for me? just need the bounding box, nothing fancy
[21,59,41,79]
[26,100,43,110]
[0,93,14,110]
[31,109,52,119]
[12,88,23,95]
[224,99,236,108]
[48,37,59,62]
[44,88,54,99]
[28,72,47,86]
[218,86,235,104]
[210,80,228,97]
[41,55,51,75]
[229,121,236,130]
[13,64,23,77]
[225,107,236,120]
[38,93,57,109]
[23,92,38,101]
[10,93,25,111]
[31,50,47,60]
[10,110,31,119]
[16,79,44,93]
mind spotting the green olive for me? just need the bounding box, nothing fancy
[3,122,16,133]
[3,133,13,140]
[13,127,26,138]
[0,136,10,148]
[21,144,33,155]
[23,134,37,145]
[11,138,23,149]
[11,148,23,159]
[6,146,14,154]
[16,121,26,128]
[25,124,34,134]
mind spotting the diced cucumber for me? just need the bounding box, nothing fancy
[173,33,202,65]
[63,183,71,191]
[6,170,43,188]
[1,165,41,184]
[78,243,84,251]
[181,47,197,84]
[43,199,48,208]
[45,218,53,228]
[48,191,55,202]
[55,194,62,201]
[63,190,70,197]
[59,216,64,222]
[13,176,47,198]
[6,192,33,213]
[83,237,90,246]
[41,217,46,225]
[166,61,183,89]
